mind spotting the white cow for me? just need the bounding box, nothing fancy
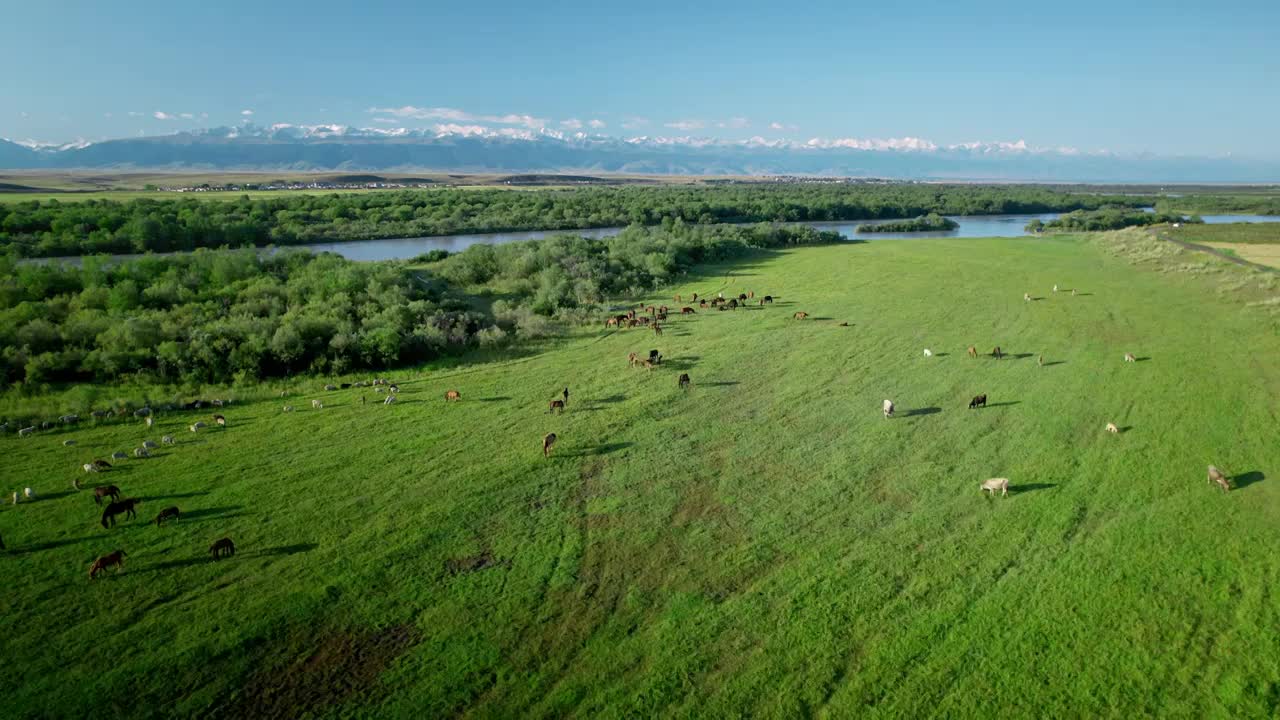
[882,399,894,418]
[981,478,1009,497]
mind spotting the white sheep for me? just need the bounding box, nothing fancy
[981,478,1009,497]
[145,416,154,428]
[1105,423,1119,434]
[922,349,932,358]
[63,439,76,446]
[882,399,894,418]
[1124,353,1136,363]
[383,395,397,405]
[312,400,323,409]
[23,488,34,499]
[83,463,99,473]
[1053,284,1059,293]
[11,492,18,504]
[134,447,150,458]
[283,405,294,413]
[190,421,207,432]
[162,435,175,445]
[1024,292,1031,302]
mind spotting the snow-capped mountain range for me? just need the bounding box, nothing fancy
[1,124,1276,182]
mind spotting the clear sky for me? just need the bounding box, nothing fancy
[2,0,1277,157]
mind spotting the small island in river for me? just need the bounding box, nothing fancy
[857,213,960,233]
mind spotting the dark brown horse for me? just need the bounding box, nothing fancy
[210,537,236,560]
[543,433,557,458]
[101,498,140,528]
[763,295,774,304]
[89,550,127,579]
[678,373,691,389]
[992,346,1003,360]
[968,394,988,409]
[93,485,121,505]
[681,306,696,314]
[155,506,181,526]
[549,399,565,414]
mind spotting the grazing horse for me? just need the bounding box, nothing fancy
[674,294,681,302]
[641,360,656,371]
[628,352,640,367]
[605,317,619,328]
[155,506,181,526]
[678,373,691,389]
[981,478,1009,497]
[681,306,695,315]
[210,537,236,560]
[762,295,774,304]
[883,399,895,418]
[444,390,461,402]
[738,293,748,302]
[648,350,662,364]
[1207,465,1231,493]
[991,346,1003,360]
[968,394,987,409]
[748,291,754,299]
[1124,353,1136,363]
[793,312,808,320]
[967,346,977,358]
[699,300,708,308]
[728,299,738,310]
[691,293,698,302]
[653,324,663,336]
[759,299,766,307]
[549,399,565,414]
[543,433,557,458]
[101,498,140,528]
[92,459,112,470]
[93,485,121,506]
[89,550,127,579]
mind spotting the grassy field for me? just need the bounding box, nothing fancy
[2,234,1279,717]
[1164,223,1280,268]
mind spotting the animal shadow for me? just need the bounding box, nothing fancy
[1233,471,1265,490]
[1011,353,1035,360]
[1011,483,1057,495]
[591,395,626,404]
[477,396,511,402]
[1135,357,1152,362]
[1118,426,1134,434]
[14,535,100,554]
[569,442,634,457]
[932,352,950,357]
[38,490,77,501]
[984,401,1021,408]
[250,542,318,558]
[701,381,740,387]
[140,556,216,574]
[1042,361,1067,367]
[139,491,210,502]
[902,406,942,418]
[179,506,245,522]
[663,358,698,371]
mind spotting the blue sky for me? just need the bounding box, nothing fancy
[3,0,1277,157]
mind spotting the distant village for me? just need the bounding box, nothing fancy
[151,179,431,193]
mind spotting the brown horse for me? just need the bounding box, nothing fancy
[681,307,695,314]
[967,346,978,358]
[101,498,140,528]
[628,351,640,367]
[738,293,748,302]
[678,373,691,389]
[93,485,121,505]
[549,399,565,414]
[653,324,663,336]
[92,459,112,470]
[992,346,1003,360]
[699,300,708,308]
[674,294,681,302]
[605,317,619,328]
[89,550,127,579]
[691,293,698,301]
[445,390,461,402]
[793,312,808,320]
[641,359,656,371]
[155,506,181,526]
[748,291,754,299]
[210,537,236,560]
[543,433,557,458]
[728,299,738,310]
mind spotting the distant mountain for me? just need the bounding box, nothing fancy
[3,124,1278,182]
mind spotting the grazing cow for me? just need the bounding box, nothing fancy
[111,451,128,461]
[649,349,661,363]
[162,435,175,445]
[549,399,565,414]
[213,414,225,427]
[311,400,323,409]
[967,346,977,358]
[24,488,34,500]
[94,485,122,505]
[445,390,461,403]
[923,349,933,358]
[681,307,695,315]
[210,537,236,560]
[992,346,1003,360]
[980,478,1009,497]
[383,395,397,405]
[101,498,140,528]
[145,416,154,428]
[18,426,34,438]
[543,433,557,458]
[883,399,895,419]
[793,312,809,320]
[191,422,206,432]
[89,550,127,580]
[142,440,158,449]
[283,405,294,413]
[968,394,988,409]
[1106,423,1119,433]
[155,506,181,526]
[678,373,691,389]
[653,324,663,336]
[1124,353,1136,363]
[134,447,150,458]
[1207,465,1231,493]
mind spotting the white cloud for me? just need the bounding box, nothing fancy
[179,113,195,120]
[371,117,398,125]
[559,118,583,130]
[241,109,254,116]
[588,118,606,129]
[432,123,492,136]
[717,117,750,130]
[128,111,143,118]
[621,116,650,129]
[769,121,798,131]
[153,111,175,120]
[367,105,547,129]
[664,119,705,131]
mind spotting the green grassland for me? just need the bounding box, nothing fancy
[2,233,1279,717]
[1167,221,1280,244]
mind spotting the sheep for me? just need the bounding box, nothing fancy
[214,414,226,427]
[980,478,1009,497]
[91,410,108,419]
[324,384,337,391]
[63,440,76,447]
[1105,423,1119,433]
[83,463,99,473]
[1024,293,1031,302]
[111,451,128,461]
[143,440,159,449]
[145,416,154,428]
[190,422,207,432]
[882,399,895,419]
[60,414,80,424]
[1124,353,1136,363]
[383,395,397,405]
[280,390,287,398]
[283,405,294,413]
[1053,284,1059,293]
[24,488,34,500]
[162,435,175,445]
[1207,465,1231,493]
[311,400,323,410]
[134,447,150,458]
[18,426,34,438]
[389,385,399,394]
[1071,288,1077,296]
[923,348,933,358]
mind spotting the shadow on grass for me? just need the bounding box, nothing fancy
[984,401,1022,408]
[250,542,319,558]
[701,381,740,387]
[902,407,942,418]
[565,442,633,457]
[663,358,698,371]
[476,396,511,403]
[13,534,100,554]
[932,352,950,357]
[1233,471,1265,490]
[1011,353,1035,360]
[591,395,626,404]
[1042,361,1067,367]
[139,491,210,502]
[1118,426,1135,434]
[140,556,217,573]
[179,506,245,523]
[37,490,78,502]
[1011,483,1057,494]
[1135,357,1153,362]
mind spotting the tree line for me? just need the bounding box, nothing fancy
[0,184,1155,258]
[1028,209,1202,233]
[857,213,959,233]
